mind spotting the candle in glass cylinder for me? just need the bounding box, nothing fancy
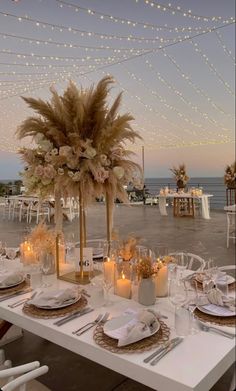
[103,257,115,284]
[116,272,131,299]
[20,241,35,264]
[155,260,168,297]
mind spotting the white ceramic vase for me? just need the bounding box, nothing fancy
[138,277,156,306]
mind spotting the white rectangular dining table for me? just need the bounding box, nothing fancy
[157,194,213,220]
[0,279,235,391]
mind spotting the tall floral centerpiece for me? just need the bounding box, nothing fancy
[170,164,189,190]
[224,162,236,189]
[17,76,143,283]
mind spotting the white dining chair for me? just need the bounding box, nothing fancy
[28,201,50,224]
[18,202,30,223]
[169,252,206,271]
[0,354,50,391]
[226,211,236,248]
[70,197,80,221]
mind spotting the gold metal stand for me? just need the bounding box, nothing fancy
[106,192,114,256]
[56,187,90,285]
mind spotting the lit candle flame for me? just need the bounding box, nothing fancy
[122,272,125,279]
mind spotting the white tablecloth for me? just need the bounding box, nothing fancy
[157,194,213,220]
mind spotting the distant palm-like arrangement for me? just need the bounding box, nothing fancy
[224,162,236,188]
[170,163,189,188]
[16,76,143,204]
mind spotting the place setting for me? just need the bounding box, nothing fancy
[0,270,31,301]
[22,287,88,319]
[88,308,170,356]
[193,286,236,328]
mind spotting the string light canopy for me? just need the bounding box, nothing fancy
[0,0,235,153]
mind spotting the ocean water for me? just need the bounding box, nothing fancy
[145,177,228,209]
[0,177,230,209]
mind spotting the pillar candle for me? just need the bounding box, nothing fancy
[116,272,131,299]
[103,257,115,284]
[20,241,36,264]
[155,261,168,297]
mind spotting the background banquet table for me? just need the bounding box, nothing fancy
[157,194,213,220]
[0,278,234,391]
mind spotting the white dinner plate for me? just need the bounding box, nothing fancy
[0,276,25,289]
[33,293,81,310]
[197,304,236,317]
[103,314,160,340]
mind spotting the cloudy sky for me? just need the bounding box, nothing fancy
[0,0,235,178]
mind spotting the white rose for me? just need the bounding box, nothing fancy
[40,140,53,152]
[100,154,108,165]
[113,166,125,180]
[45,152,52,162]
[68,171,74,178]
[84,146,96,159]
[58,168,64,176]
[59,146,72,157]
[51,148,58,156]
[34,133,44,144]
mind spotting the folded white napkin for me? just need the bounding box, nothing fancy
[115,310,159,347]
[0,271,23,287]
[197,288,236,313]
[28,288,79,307]
[196,271,227,283]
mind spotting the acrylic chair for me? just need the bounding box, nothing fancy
[0,353,50,391]
[226,211,236,248]
[169,252,206,271]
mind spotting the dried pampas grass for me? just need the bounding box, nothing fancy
[17,76,143,204]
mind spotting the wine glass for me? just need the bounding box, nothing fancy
[102,241,117,306]
[169,278,188,307]
[206,259,219,286]
[153,244,168,261]
[169,278,189,336]
[6,247,17,260]
[174,252,189,279]
[40,253,53,287]
[185,279,200,335]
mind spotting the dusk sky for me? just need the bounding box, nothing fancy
[0,0,235,179]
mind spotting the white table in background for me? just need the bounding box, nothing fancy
[0,278,235,391]
[157,194,213,220]
[224,204,236,212]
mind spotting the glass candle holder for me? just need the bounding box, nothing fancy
[115,261,132,299]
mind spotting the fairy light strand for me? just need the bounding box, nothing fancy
[134,0,235,23]
[54,0,216,33]
[0,11,184,43]
[144,58,234,121]
[0,32,151,53]
[189,40,235,96]
[122,63,231,134]
[162,49,235,115]
[214,31,236,63]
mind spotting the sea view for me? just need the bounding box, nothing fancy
[145,177,226,209]
[1,176,227,209]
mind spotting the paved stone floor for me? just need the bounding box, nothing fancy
[1,204,235,391]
